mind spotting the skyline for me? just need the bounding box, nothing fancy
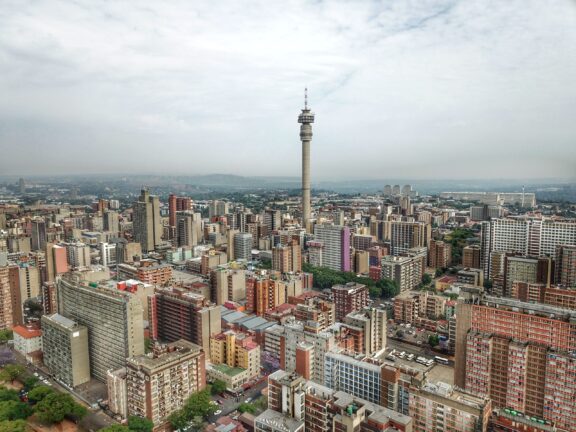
[1,0,576,179]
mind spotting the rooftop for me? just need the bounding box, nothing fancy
[212,363,246,377]
[12,325,42,339]
[254,409,304,432]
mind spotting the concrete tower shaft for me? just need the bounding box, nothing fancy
[298,89,315,233]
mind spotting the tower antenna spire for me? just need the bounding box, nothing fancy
[304,87,308,110]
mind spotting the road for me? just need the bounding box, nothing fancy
[208,379,268,422]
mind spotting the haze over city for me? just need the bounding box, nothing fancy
[1,0,575,179]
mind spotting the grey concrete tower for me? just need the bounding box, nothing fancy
[298,88,315,233]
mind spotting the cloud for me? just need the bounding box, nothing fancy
[0,0,575,180]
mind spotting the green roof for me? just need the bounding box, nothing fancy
[213,363,246,377]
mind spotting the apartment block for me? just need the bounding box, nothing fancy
[148,287,221,357]
[555,244,576,287]
[342,307,387,356]
[209,330,261,380]
[57,274,144,381]
[428,239,452,269]
[313,224,351,272]
[41,313,90,388]
[381,249,426,292]
[462,245,481,269]
[126,340,206,430]
[331,282,369,322]
[272,241,302,273]
[455,292,576,431]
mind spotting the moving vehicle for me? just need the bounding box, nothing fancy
[434,356,449,365]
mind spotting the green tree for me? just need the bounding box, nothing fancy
[0,365,25,383]
[34,392,87,424]
[22,375,39,390]
[0,419,27,432]
[238,403,256,414]
[368,286,381,298]
[128,415,154,432]
[435,268,444,277]
[421,274,432,286]
[210,379,226,395]
[0,331,13,345]
[100,426,130,432]
[428,334,440,347]
[144,338,153,354]
[0,387,19,402]
[27,386,54,404]
[0,400,33,421]
[168,410,188,431]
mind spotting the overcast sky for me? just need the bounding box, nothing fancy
[1,0,575,180]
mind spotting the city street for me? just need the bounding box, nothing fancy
[208,379,268,422]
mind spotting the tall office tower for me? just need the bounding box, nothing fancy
[208,200,230,218]
[392,184,401,196]
[45,243,68,282]
[31,218,47,251]
[462,245,481,269]
[401,184,412,196]
[148,287,221,356]
[383,184,392,196]
[41,314,90,388]
[103,210,119,235]
[233,232,252,261]
[298,89,315,233]
[343,307,387,356]
[126,340,206,429]
[263,209,282,232]
[168,194,193,227]
[0,266,13,330]
[314,224,350,272]
[555,245,576,287]
[133,188,162,253]
[454,291,576,431]
[210,268,246,304]
[428,239,452,268]
[57,274,145,381]
[384,220,430,256]
[272,241,302,273]
[399,196,412,215]
[18,178,25,194]
[17,263,40,303]
[332,282,369,322]
[381,249,426,292]
[176,211,200,248]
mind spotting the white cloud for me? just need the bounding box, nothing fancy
[0,0,575,179]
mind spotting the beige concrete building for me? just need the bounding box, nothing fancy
[107,368,128,419]
[41,313,90,388]
[133,188,162,253]
[126,340,206,430]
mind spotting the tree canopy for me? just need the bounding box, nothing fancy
[0,365,25,383]
[210,380,227,395]
[0,419,27,432]
[302,263,399,299]
[238,403,256,414]
[0,400,33,421]
[128,416,154,432]
[34,392,87,424]
[0,332,13,345]
[27,386,55,404]
[100,426,130,432]
[168,389,216,430]
[0,387,19,402]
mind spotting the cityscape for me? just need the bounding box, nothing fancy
[1,2,576,432]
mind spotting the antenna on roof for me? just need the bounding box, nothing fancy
[304,87,308,110]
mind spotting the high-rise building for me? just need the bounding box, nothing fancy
[148,287,221,357]
[18,177,25,194]
[41,313,90,388]
[0,266,14,330]
[31,218,47,251]
[168,194,193,227]
[57,274,145,381]
[314,224,350,272]
[208,200,230,218]
[454,290,576,431]
[501,255,553,297]
[126,340,206,429]
[381,248,426,292]
[383,185,392,196]
[272,240,302,273]
[298,89,315,234]
[64,241,91,269]
[481,218,576,278]
[343,307,387,356]
[209,330,260,380]
[555,244,576,287]
[103,210,120,236]
[176,211,201,248]
[233,233,252,261]
[210,267,246,304]
[383,221,431,256]
[332,282,369,322]
[45,243,69,282]
[133,188,162,253]
[427,239,452,268]
[462,245,481,269]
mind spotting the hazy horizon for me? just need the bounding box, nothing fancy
[1,1,575,179]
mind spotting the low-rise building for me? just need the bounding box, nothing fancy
[12,325,42,364]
